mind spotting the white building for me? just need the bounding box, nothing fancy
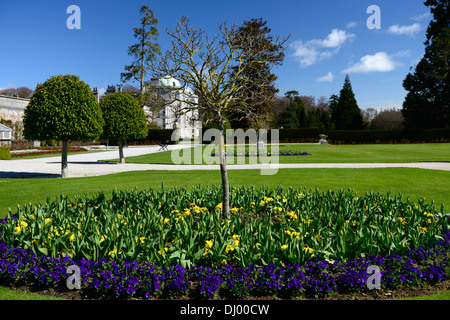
[0,94,29,122]
[147,76,200,141]
[0,95,30,142]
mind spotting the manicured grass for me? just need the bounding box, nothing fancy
[402,291,450,300]
[1,167,449,300]
[0,286,65,300]
[1,167,449,218]
[116,143,450,165]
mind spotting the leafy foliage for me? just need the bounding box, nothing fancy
[22,74,103,142]
[100,92,148,141]
[121,5,160,94]
[1,186,448,269]
[402,0,450,129]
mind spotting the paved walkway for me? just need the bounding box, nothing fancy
[1,145,450,178]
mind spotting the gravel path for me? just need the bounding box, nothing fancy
[1,145,450,178]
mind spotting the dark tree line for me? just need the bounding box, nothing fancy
[276,75,363,130]
[401,0,449,129]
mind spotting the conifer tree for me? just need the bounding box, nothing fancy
[332,75,363,130]
[402,0,449,129]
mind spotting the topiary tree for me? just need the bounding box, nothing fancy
[23,74,104,178]
[99,92,148,164]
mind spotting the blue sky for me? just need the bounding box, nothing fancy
[0,0,432,110]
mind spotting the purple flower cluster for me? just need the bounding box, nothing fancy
[1,224,449,299]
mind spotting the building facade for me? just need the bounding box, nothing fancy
[147,77,200,141]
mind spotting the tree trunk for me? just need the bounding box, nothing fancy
[219,122,230,220]
[61,140,69,178]
[140,39,146,95]
[119,139,125,164]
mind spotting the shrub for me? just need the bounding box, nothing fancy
[0,147,11,160]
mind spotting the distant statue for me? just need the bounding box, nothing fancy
[319,134,328,144]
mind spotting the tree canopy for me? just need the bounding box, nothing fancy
[401,0,449,129]
[23,74,103,142]
[23,74,103,177]
[121,5,161,95]
[332,75,363,130]
[229,18,289,131]
[100,92,148,163]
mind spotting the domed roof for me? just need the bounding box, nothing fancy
[159,76,181,88]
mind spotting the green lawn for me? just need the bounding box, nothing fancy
[113,143,450,165]
[0,286,65,300]
[1,167,449,218]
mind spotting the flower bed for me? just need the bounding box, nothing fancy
[0,186,449,299]
[210,151,310,157]
[0,231,448,299]
[11,147,88,158]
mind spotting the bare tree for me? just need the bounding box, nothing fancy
[370,109,405,130]
[0,87,33,98]
[153,16,288,218]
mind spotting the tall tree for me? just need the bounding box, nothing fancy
[121,6,160,95]
[23,75,103,178]
[279,95,306,128]
[100,92,148,164]
[332,75,363,130]
[402,0,449,129]
[229,18,289,135]
[155,16,288,218]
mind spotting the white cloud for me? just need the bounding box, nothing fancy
[387,23,421,36]
[343,52,400,74]
[291,29,355,68]
[412,12,431,22]
[346,21,357,29]
[316,72,334,82]
[314,29,355,48]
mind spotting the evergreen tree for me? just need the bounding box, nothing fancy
[100,92,148,164]
[229,18,289,132]
[121,6,160,95]
[332,75,363,130]
[401,0,449,129]
[279,96,306,128]
[23,75,103,178]
[329,94,339,128]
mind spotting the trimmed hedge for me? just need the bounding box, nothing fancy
[276,128,450,144]
[0,147,11,160]
[201,128,450,145]
[128,129,175,146]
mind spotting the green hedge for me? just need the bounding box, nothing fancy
[275,128,450,144]
[0,146,11,160]
[201,127,450,144]
[128,129,175,145]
